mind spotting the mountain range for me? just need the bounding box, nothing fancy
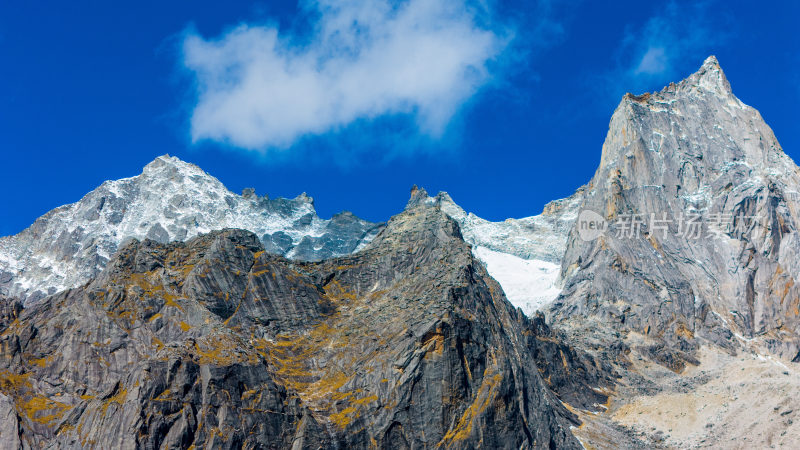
[0,156,383,304]
[1,56,798,448]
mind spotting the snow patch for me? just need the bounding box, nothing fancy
[473,246,561,315]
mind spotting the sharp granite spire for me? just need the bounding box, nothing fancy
[553,56,800,364]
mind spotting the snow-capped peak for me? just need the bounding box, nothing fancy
[0,155,382,304]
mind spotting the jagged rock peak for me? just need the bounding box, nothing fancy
[595,54,779,177]
[401,186,583,262]
[555,51,800,365]
[294,191,314,205]
[142,153,184,171]
[406,184,431,208]
[678,55,732,96]
[406,188,457,212]
[392,185,582,315]
[624,55,733,105]
[139,155,313,206]
[139,154,221,183]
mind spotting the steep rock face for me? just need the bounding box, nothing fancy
[0,196,583,448]
[0,155,383,304]
[522,312,615,412]
[551,56,800,364]
[412,187,584,315]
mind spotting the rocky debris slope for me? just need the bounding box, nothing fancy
[0,192,608,448]
[551,55,800,368]
[412,188,583,315]
[609,343,800,448]
[0,155,383,304]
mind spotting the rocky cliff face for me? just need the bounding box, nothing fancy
[0,155,383,304]
[551,56,800,366]
[0,195,600,448]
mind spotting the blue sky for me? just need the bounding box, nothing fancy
[1,0,798,235]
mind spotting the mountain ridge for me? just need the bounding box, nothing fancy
[0,189,607,448]
[406,186,583,315]
[0,155,384,304]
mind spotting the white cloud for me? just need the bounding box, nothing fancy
[611,1,727,93]
[634,47,668,76]
[182,0,508,151]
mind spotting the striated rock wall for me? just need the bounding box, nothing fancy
[551,56,800,365]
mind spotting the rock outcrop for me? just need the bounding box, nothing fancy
[0,195,588,448]
[0,155,383,304]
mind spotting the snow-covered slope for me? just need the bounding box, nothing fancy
[437,190,583,263]
[472,246,562,315]
[0,155,383,303]
[411,188,583,314]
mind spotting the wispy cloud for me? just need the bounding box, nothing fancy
[182,0,511,153]
[608,1,729,96]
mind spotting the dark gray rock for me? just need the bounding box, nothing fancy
[523,312,616,411]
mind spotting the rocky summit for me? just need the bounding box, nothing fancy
[1,56,800,448]
[547,57,800,447]
[552,56,800,365]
